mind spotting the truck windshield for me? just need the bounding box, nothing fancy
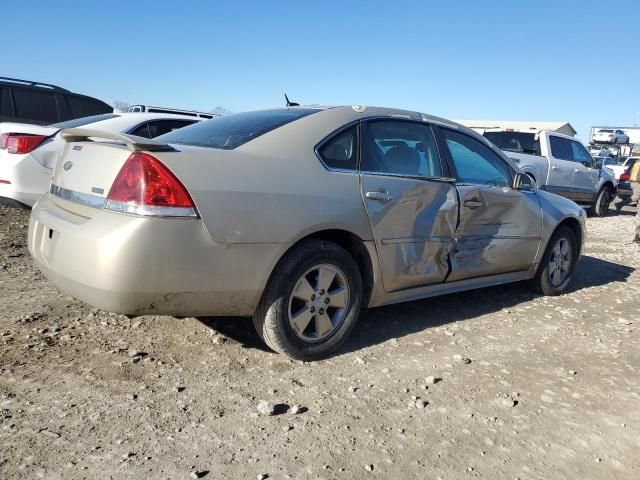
[483,131,541,155]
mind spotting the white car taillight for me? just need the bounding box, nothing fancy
[0,133,48,154]
[105,152,198,218]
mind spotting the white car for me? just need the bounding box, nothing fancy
[0,113,201,207]
[608,156,639,180]
[592,129,629,144]
[589,144,615,157]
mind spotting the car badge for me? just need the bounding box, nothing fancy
[72,145,83,151]
[63,161,73,171]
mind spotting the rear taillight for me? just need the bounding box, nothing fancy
[105,152,197,217]
[0,134,48,154]
[620,172,630,181]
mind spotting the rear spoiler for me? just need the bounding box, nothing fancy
[60,128,175,152]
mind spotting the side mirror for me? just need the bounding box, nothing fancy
[513,172,536,190]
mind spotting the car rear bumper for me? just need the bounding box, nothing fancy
[0,155,50,207]
[617,181,632,197]
[28,194,290,317]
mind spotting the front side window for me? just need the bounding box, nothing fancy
[570,141,593,166]
[549,136,572,160]
[156,108,321,149]
[318,126,358,171]
[441,128,511,187]
[362,120,442,177]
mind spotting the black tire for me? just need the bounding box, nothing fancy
[253,239,363,360]
[592,186,612,217]
[531,226,577,296]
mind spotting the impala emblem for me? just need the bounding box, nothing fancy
[63,161,73,171]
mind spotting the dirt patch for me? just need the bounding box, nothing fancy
[1,204,639,479]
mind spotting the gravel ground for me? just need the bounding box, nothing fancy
[1,204,639,480]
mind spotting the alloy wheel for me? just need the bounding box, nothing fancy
[287,264,350,342]
[548,238,572,286]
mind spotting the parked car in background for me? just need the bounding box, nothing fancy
[127,105,216,119]
[616,157,638,200]
[0,113,201,207]
[483,129,616,216]
[608,156,639,180]
[28,106,586,360]
[592,129,629,144]
[589,144,616,157]
[594,156,620,170]
[0,77,112,126]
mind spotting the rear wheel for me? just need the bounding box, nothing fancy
[253,240,363,360]
[592,187,612,217]
[531,226,577,296]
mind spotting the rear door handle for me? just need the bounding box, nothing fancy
[551,165,558,170]
[365,191,393,203]
[463,199,483,208]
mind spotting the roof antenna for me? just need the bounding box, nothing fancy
[285,93,299,107]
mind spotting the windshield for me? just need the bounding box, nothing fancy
[156,108,322,149]
[49,114,120,129]
[483,131,540,155]
[598,129,613,133]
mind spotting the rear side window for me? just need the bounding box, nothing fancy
[549,136,571,160]
[12,88,58,123]
[50,113,120,129]
[129,122,151,138]
[147,119,198,138]
[318,126,358,171]
[362,120,442,177]
[483,131,541,155]
[0,87,12,117]
[66,96,111,118]
[441,128,511,187]
[155,108,321,149]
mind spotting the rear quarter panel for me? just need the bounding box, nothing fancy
[155,108,374,245]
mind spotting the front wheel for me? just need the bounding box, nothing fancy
[253,240,363,360]
[531,226,577,296]
[592,187,612,217]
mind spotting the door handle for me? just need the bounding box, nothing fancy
[551,165,558,170]
[574,169,580,173]
[365,191,393,203]
[463,199,483,208]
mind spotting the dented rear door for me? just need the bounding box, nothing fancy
[359,119,457,293]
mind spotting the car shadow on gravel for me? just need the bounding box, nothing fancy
[197,255,634,357]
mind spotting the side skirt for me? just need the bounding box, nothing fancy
[371,270,533,308]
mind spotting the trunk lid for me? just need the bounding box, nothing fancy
[49,129,172,216]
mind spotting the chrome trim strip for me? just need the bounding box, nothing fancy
[49,184,199,218]
[50,184,106,209]
[104,200,198,218]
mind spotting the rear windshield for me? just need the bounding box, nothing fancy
[155,108,321,149]
[50,113,120,129]
[483,131,541,155]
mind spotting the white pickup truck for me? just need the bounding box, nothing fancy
[483,129,617,216]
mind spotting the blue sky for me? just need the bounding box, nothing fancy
[5,0,640,141]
